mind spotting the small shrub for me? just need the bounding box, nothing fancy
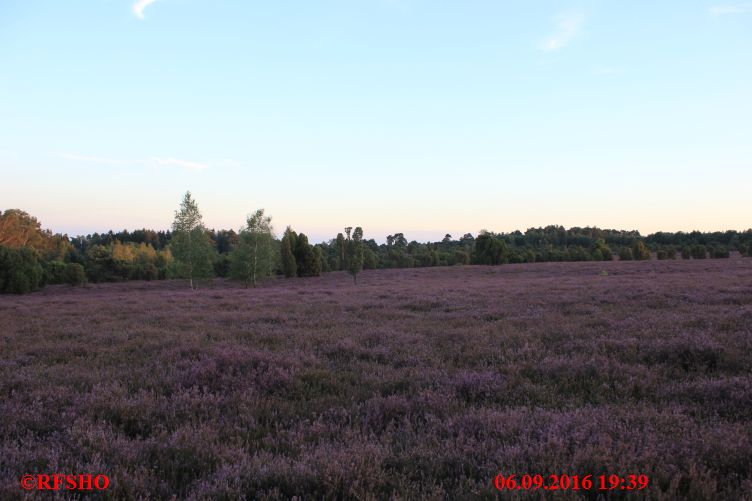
[43,260,67,284]
[137,263,158,281]
[632,241,651,260]
[213,254,231,277]
[619,247,633,261]
[0,246,44,294]
[681,246,691,259]
[64,263,87,286]
[691,244,707,259]
[656,250,668,260]
[711,247,730,259]
[453,250,470,265]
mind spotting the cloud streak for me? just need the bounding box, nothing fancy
[56,153,209,172]
[709,3,752,15]
[56,153,129,165]
[150,157,209,171]
[133,0,159,20]
[541,14,584,51]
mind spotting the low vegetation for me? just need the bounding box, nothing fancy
[1,259,750,498]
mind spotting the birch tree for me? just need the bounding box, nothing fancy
[230,209,275,288]
[170,192,213,289]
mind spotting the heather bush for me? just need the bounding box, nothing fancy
[1,261,751,498]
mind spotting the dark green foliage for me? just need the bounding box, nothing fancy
[474,232,509,265]
[619,247,634,261]
[213,254,231,277]
[593,239,612,261]
[682,246,692,259]
[43,260,68,284]
[453,249,470,265]
[64,263,87,286]
[691,245,707,259]
[313,246,325,274]
[657,250,668,260]
[567,246,591,262]
[210,229,238,254]
[363,247,378,269]
[280,227,297,278]
[667,247,677,259]
[524,249,536,263]
[632,240,651,260]
[710,247,730,259]
[335,233,346,271]
[0,246,44,294]
[315,245,330,272]
[136,263,158,281]
[346,226,364,284]
[84,245,119,282]
[294,233,320,277]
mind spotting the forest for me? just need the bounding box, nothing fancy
[1,192,751,294]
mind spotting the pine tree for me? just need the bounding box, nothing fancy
[335,233,346,271]
[280,227,297,278]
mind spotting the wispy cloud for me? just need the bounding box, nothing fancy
[56,153,209,172]
[56,153,128,165]
[709,3,752,15]
[541,13,584,51]
[133,0,159,20]
[150,157,209,171]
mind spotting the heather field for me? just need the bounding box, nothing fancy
[1,259,751,500]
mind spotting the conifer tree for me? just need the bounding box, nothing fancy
[294,233,319,277]
[280,226,297,278]
[335,233,346,271]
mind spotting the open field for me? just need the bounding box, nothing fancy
[1,259,751,499]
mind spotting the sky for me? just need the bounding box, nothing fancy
[1,0,750,243]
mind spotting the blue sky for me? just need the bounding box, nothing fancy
[1,1,750,243]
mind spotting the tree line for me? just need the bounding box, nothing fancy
[1,195,751,293]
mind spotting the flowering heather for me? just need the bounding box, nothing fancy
[1,258,751,499]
